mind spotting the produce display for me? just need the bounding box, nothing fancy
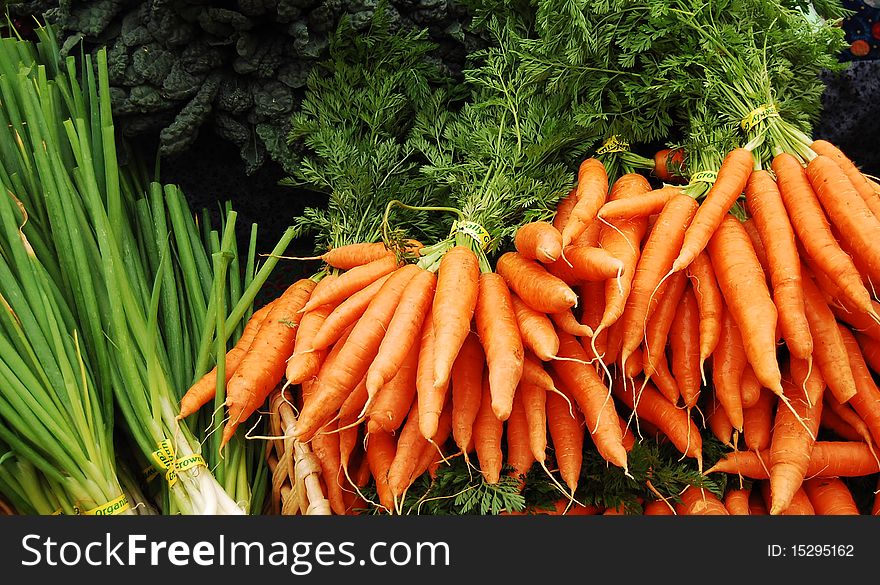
[2,0,880,517]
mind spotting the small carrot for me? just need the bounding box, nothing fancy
[545,377,584,495]
[552,188,579,232]
[789,355,825,408]
[222,279,316,446]
[506,389,535,480]
[365,339,419,435]
[310,423,346,515]
[706,391,735,448]
[685,251,723,379]
[510,292,559,361]
[496,251,578,314]
[724,488,752,516]
[431,246,480,390]
[810,140,880,219]
[450,331,484,461]
[669,284,702,411]
[550,309,594,338]
[803,477,860,515]
[675,486,729,515]
[321,242,394,270]
[387,401,430,507]
[579,280,608,362]
[564,246,625,283]
[739,364,762,409]
[310,272,393,351]
[300,254,399,313]
[519,380,548,464]
[417,307,448,441]
[712,308,747,432]
[650,352,681,406]
[643,270,688,378]
[671,147,755,273]
[596,185,682,222]
[285,274,339,385]
[707,442,880,478]
[474,370,504,484]
[838,325,880,448]
[475,272,524,421]
[561,158,608,248]
[366,430,397,513]
[742,387,776,453]
[764,484,814,515]
[515,221,564,264]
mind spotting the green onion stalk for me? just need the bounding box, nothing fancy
[0,28,254,514]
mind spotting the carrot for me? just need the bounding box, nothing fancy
[643,270,688,378]
[768,380,823,515]
[712,308,747,432]
[410,405,454,483]
[707,215,782,396]
[619,194,699,368]
[222,279,316,446]
[675,486,729,515]
[801,273,858,404]
[321,242,394,270]
[773,152,876,317]
[724,488,752,515]
[596,186,682,222]
[553,188,579,232]
[671,148,754,273]
[545,378,584,494]
[510,292,559,361]
[310,423,346,515]
[650,352,681,406]
[293,265,420,442]
[475,272,525,421]
[473,370,504,484]
[820,399,863,442]
[552,331,628,470]
[745,169,813,361]
[790,355,825,408]
[685,251,723,378]
[450,331,484,460]
[827,296,880,344]
[810,140,880,219]
[763,484,814,515]
[669,284,702,411]
[739,364,762,409]
[431,245,480,390]
[624,345,645,380]
[613,378,702,462]
[564,246,625,283]
[708,442,880,478]
[643,500,676,515]
[417,308,448,441]
[301,254,400,314]
[366,340,419,435]
[855,331,880,374]
[561,158,608,248]
[807,154,880,275]
[579,280,608,361]
[515,221,564,264]
[550,309,594,338]
[366,268,436,400]
[338,376,369,429]
[803,477,860,515]
[742,388,776,453]
[386,401,430,508]
[519,380,548,464]
[310,272,393,351]
[496,251,578,314]
[838,325,880,447]
[741,218,773,291]
[653,148,686,184]
[179,299,276,419]
[365,430,397,513]
[506,389,535,480]
[707,391,736,448]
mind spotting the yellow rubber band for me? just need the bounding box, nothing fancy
[453,220,492,251]
[689,171,718,186]
[740,103,780,132]
[596,135,630,155]
[75,494,130,516]
[150,439,207,488]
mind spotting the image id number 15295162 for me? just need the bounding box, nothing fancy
[768,545,855,558]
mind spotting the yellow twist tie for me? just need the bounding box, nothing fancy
[596,135,630,155]
[75,494,130,516]
[740,103,779,132]
[150,439,207,488]
[453,220,492,251]
[689,171,718,186]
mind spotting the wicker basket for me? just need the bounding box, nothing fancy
[264,387,332,515]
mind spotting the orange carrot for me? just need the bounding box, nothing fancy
[742,387,776,453]
[653,148,686,184]
[650,352,681,406]
[431,246,480,390]
[552,331,628,470]
[474,370,504,484]
[510,291,560,361]
[821,403,862,442]
[366,430,397,513]
[773,152,876,316]
[519,380,548,464]
[579,280,608,361]
[179,299,276,419]
[675,486,729,515]
[553,188,579,232]
[321,242,393,270]
[669,284,701,410]
[411,404,454,483]
[475,272,524,421]
[387,401,430,506]
[801,273,858,404]
[301,254,400,313]
[724,488,752,516]
[789,355,825,408]
[803,477,860,515]
[311,423,346,515]
[619,194,699,368]
[855,331,880,373]
[561,158,608,248]
[515,221,564,264]
[417,307,448,441]
[310,272,393,351]
[366,339,419,435]
[496,251,578,314]
[764,484,814,515]
[293,265,420,442]
[745,169,813,361]
[596,185,682,222]
[707,215,782,396]
[768,380,823,515]
[285,275,339,385]
[643,500,676,515]
[672,147,754,273]
[450,331,484,460]
[810,140,880,217]
[685,251,723,378]
[222,279,316,446]
[366,268,436,400]
[506,389,535,480]
[838,325,880,447]
[739,364,762,409]
[707,442,880,478]
[550,309,594,338]
[643,270,688,378]
[712,308,747,432]
[707,391,735,448]
[624,345,645,380]
[545,378,584,494]
[564,246,625,283]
